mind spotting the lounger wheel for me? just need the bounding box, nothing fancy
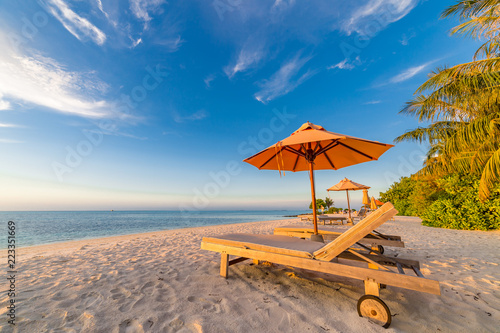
[357,295,391,328]
[370,245,384,255]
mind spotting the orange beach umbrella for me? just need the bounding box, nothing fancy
[243,122,394,237]
[362,189,370,207]
[370,196,378,210]
[327,178,370,222]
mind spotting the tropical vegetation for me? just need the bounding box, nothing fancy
[386,0,500,230]
[380,174,500,230]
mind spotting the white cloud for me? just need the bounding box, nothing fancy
[0,139,23,144]
[328,59,354,70]
[173,109,208,123]
[390,63,427,83]
[0,31,117,119]
[130,0,166,28]
[225,41,265,78]
[0,123,23,128]
[0,94,11,110]
[204,74,216,88]
[155,35,183,52]
[328,56,362,70]
[400,30,416,46]
[364,100,381,105]
[40,0,106,45]
[345,0,418,35]
[272,0,296,10]
[254,53,315,103]
[131,37,143,48]
[95,0,110,19]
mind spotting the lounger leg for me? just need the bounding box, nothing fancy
[220,253,229,278]
[364,278,380,297]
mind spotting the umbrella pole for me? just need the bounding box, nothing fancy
[309,161,318,235]
[346,190,352,224]
[307,162,324,243]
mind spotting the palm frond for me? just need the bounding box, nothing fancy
[479,146,500,200]
[394,121,460,144]
[442,0,500,20]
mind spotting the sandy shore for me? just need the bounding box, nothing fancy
[1,217,499,332]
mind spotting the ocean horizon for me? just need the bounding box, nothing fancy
[0,210,308,249]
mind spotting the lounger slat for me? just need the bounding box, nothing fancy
[412,266,424,278]
[338,252,420,269]
[347,249,394,272]
[229,257,249,266]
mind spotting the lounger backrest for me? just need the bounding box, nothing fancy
[358,207,366,217]
[313,202,398,261]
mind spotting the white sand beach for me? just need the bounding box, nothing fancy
[1,217,499,333]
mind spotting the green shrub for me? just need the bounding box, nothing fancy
[421,174,500,230]
[379,177,417,216]
[380,173,500,230]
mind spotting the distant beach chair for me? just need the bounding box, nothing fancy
[201,203,440,328]
[317,215,347,225]
[353,206,368,223]
[273,224,404,254]
[298,214,312,221]
[298,214,345,225]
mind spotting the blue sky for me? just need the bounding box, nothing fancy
[0,0,480,211]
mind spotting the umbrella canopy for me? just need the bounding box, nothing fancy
[370,196,378,210]
[362,189,370,206]
[327,178,370,222]
[244,122,394,236]
[327,178,371,191]
[374,199,384,206]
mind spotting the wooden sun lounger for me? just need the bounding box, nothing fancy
[201,203,440,328]
[298,215,348,225]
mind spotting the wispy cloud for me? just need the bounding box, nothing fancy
[328,56,362,70]
[40,0,106,45]
[131,38,143,48]
[0,138,23,144]
[130,0,166,29]
[95,0,110,20]
[272,0,296,10]
[154,35,184,52]
[0,93,11,110]
[0,123,24,128]
[345,0,418,35]
[204,74,216,88]
[254,53,315,103]
[364,100,381,105]
[0,31,117,119]
[390,63,428,83]
[225,41,265,78]
[173,109,208,123]
[400,29,417,46]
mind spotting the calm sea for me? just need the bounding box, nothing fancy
[0,210,307,249]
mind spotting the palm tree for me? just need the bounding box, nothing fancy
[324,197,334,210]
[396,0,500,200]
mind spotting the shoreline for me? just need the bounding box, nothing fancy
[7,218,298,260]
[8,215,498,259]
